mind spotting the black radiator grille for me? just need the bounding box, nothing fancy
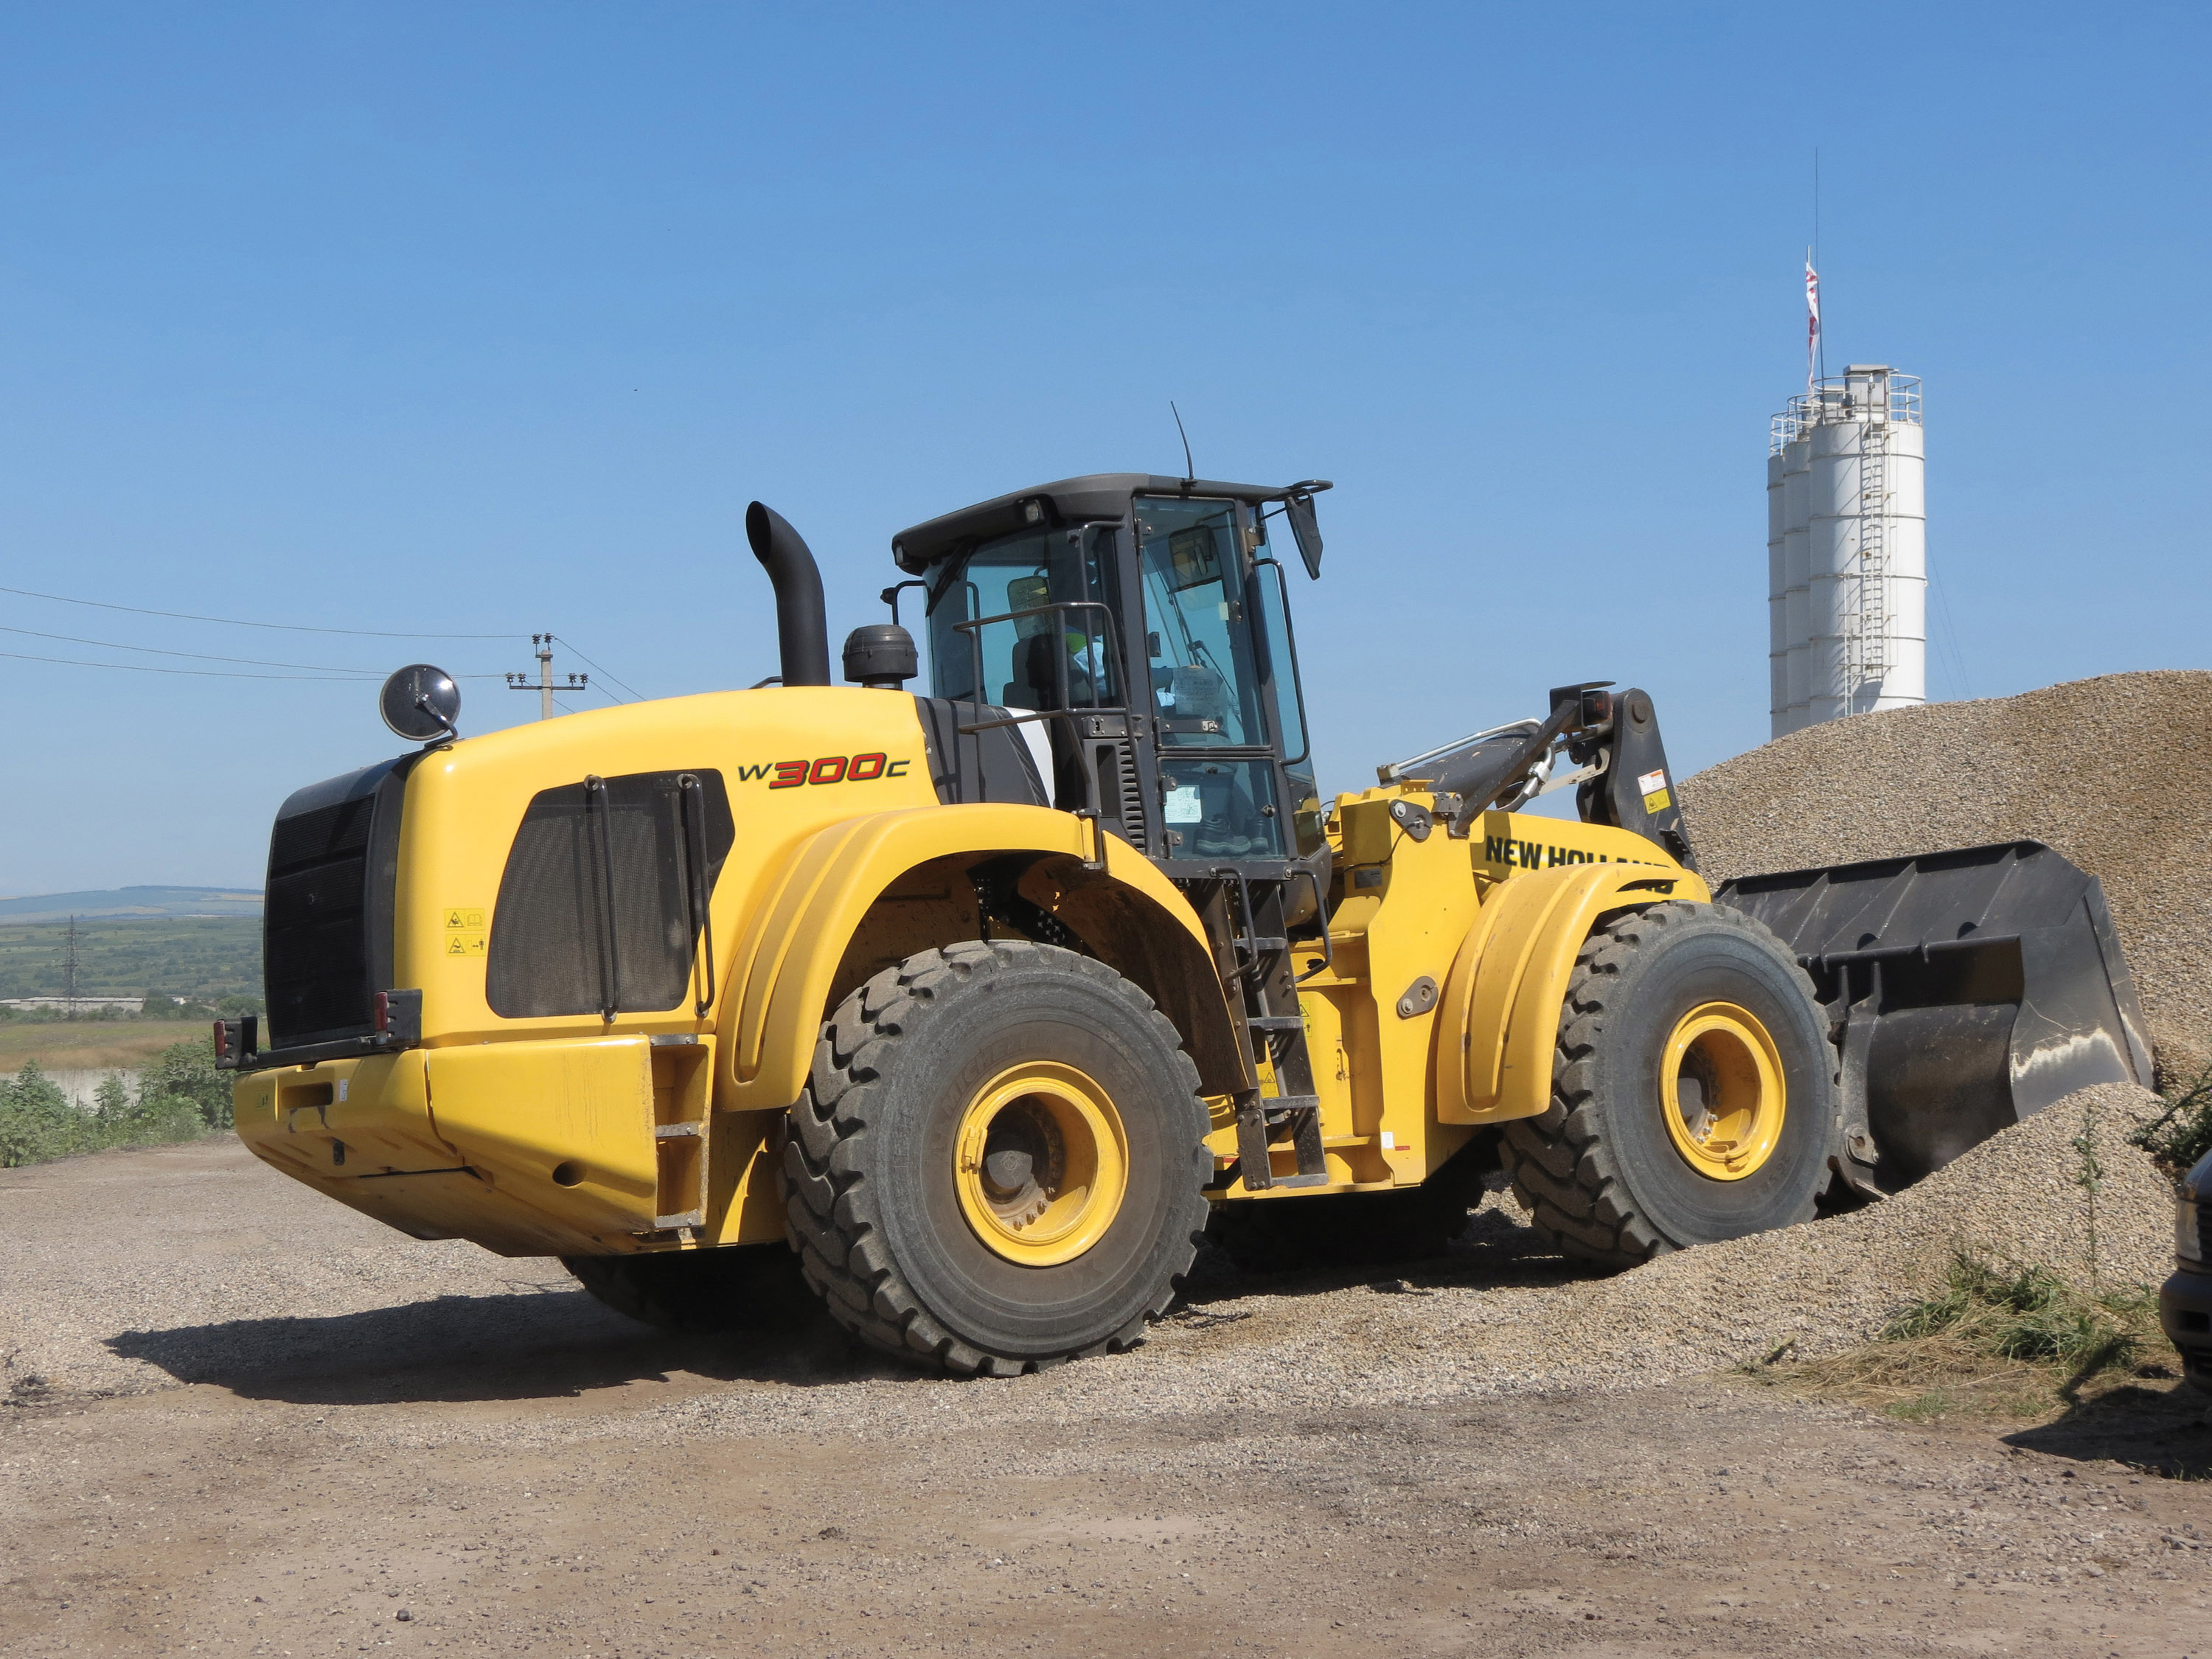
[486,770,734,1020]
[262,757,410,1047]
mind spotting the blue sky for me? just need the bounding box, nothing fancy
[1,4,2204,891]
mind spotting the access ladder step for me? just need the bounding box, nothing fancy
[1244,1015,1305,1032]
[1232,1095,1329,1189]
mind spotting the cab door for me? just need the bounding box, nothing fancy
[1130,494,1299,870]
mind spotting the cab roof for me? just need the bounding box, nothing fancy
[890,473,1287,574]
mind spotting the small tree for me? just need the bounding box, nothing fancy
[141,1038,230,1130]
[92,1073,132,1124]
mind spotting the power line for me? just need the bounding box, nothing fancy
[1928,570,1976,702]
[0,583,524,639]
[554,638,645,702]
[0,620,394,675]
[1,583,645,699]
[0,647,377,681]
[0,647,505,683]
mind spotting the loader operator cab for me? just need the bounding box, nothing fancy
[897,473,1328,880]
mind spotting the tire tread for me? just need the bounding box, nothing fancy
[1499,900,1826,1270]
[783,940,1210,1374]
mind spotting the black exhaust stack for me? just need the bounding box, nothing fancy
[745,501,832,687]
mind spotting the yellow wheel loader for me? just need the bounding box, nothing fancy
[222,475,2154,1374]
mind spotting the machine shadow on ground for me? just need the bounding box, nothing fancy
[101,1287,901,1407]
[1172,1204,1584,1308]
[2002,1380,2212,1478]
[101,1208,1579,1408]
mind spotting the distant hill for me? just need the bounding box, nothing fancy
[0,886,262,924]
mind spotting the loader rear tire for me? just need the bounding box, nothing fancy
[1499,900,1832,1270]
[563,1244,817,1335]
[781,941,1212,1376]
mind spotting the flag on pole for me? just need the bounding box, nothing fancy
[1805,254,1820,394]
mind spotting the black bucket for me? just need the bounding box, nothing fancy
[1715,841,2153,1192]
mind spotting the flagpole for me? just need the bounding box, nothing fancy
[1813,149,1826,385]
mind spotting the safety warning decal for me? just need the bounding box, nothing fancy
[1636,768,1672,813]
[443,907,487,958]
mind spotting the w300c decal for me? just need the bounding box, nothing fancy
[737,754,913,788]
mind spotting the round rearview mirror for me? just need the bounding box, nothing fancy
[379,664,462,742]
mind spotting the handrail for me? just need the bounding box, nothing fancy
[677,773,716,1017]
[583,774,622,1023]
[949,599,1127,719]
[1291,863,1335,983]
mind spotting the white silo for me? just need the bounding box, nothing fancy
[1767,412,1815,737]
[1769,366,1924,734]
[1766,445,1788,730]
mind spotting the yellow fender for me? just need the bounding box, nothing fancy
[1434,863,1711,1124]
[714,803,1218,1111]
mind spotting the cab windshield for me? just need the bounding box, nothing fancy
[1134,496,1266,746]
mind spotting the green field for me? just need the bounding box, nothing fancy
[0,917,261,1004]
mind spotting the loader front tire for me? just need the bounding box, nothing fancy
[782,941,1212,1376]
[1500,901,1832,1270]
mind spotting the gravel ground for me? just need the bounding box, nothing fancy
[4,1134,2208,1659]
[1,1084,2172,1436]
[1678,669,2212,1082]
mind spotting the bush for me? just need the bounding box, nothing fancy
[0,1060,89,1166]
[0,1036,230,1167]
[90,1071,207,1149]
[2130,1057,2212,1175]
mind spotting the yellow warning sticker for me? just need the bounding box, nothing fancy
[443,908,485,931]
[1643,787,1672,813]
[445,932,487,957]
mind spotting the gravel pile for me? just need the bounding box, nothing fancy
[1677,669,2212,1082]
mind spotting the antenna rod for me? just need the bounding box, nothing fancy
[1170,401,1195,484]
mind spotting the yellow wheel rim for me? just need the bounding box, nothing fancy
[1659,1001,1787,1180]
[953,1061,1129,1267]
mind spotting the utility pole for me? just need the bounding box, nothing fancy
[62,914,80,1017]
[505,633,587,720]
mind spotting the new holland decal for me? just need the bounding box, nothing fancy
[1482,833,1667,872]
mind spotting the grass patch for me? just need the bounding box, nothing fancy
[1743,1251,2171,1422]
